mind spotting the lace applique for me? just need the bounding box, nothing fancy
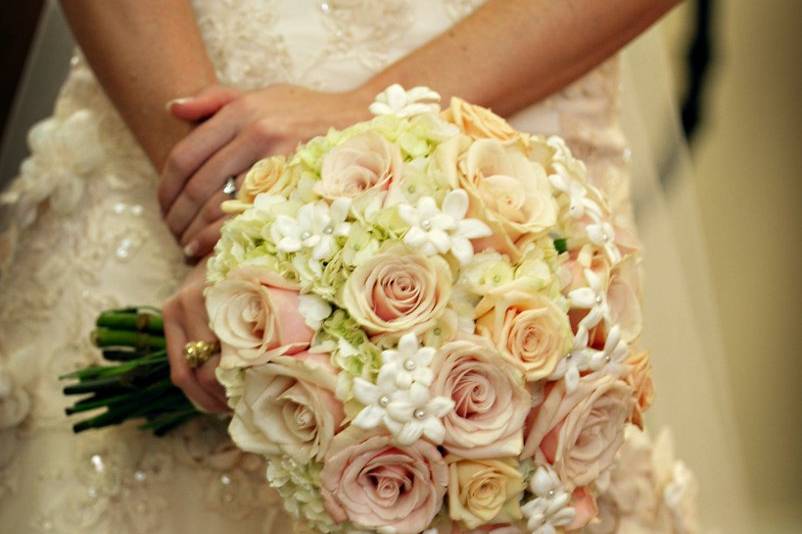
[315,0,413,71]
[193,0,294,88]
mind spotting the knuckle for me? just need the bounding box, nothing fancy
[166,145,193,178]
[184,178,208,205]
[245,120,272,144]
[170,367,189,388]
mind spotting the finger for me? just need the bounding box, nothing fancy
[167,85,241,122]
[182,218,225,260]
[196,354,228,408]
[181,291,229,413]
[164,305,225,413]
[158,105,243,214]
[164,133,267,238]
[181,172,245,248]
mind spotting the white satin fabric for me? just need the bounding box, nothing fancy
[0,1,733,533]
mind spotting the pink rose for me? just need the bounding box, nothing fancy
[343,245,452,345]
[206,266,313,369]
[316,131,403,200]
[522,373,633,489]
[228,352,344,462]
[431,337,531,458]
[320,429,447,534]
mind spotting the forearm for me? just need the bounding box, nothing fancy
[60,0,217,169]
[363,0,680,115]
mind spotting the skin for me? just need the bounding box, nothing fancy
[60,0,680,412]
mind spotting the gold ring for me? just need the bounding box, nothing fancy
[183,340,219,368]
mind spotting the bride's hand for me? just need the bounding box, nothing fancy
[163,262,229,413]
[158,83,373,258]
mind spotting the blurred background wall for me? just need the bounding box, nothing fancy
[0,1,800,532]
[659,2,802,531]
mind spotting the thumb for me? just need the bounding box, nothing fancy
[166,85,241,122]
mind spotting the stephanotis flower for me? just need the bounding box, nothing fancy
[568,268,610,331]
[549,172,601,221]
[271,198,351,260]
[521,466,576,534]
[369,84,442,117]
[398,189,492,265]
[352,333,454,445]
[548,327,596,393]
[586,220,621,265]
[381,332,437,389]
[549,323,629,392]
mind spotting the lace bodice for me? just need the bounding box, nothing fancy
[0,2,676,533]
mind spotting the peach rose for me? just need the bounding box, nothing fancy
[442,97,523,144]
[447,456,525,529]
[624,350,654,429]
[206,267,313,369]
[342,245,452,344]
[320,429,447,534]
[316,131,402,200]
[228,352,344,462]
[523,373,633,489]
[607,255,642,343]
[475,292,572,381]
[432,337,530,458]
[458,139,557,260]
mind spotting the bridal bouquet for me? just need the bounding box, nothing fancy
[65,86,652,534]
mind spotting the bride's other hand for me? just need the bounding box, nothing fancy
[163,262,228,413]
[158,84,373,258]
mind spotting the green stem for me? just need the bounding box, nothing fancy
[96,310,164,334]
[91,328,166,350]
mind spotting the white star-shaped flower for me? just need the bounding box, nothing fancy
[568,268,610,331]
[521,466,576,534]
[383,382,453,445]
[352,371,409,431]
[380,332,436,389]
[399,189,491,265]
[271,198,351,260]
[548,328,595,393]
[548,173,601,220]
[369,84,442,117]
[585,220,621,264]
[587,324,629,376]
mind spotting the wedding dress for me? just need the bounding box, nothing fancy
[0,1,750,533]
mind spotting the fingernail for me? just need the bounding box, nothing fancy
[183,241,198,258]
[165,97,192,111]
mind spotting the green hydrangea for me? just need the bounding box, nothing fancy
[266,456,345,534]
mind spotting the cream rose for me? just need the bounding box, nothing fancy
[458,139,557,260]
[316,131,402,200]
[431,337,530,458]
[446,456,525,529]
[522,372,633,488]
[475,292,571,381]
[240,155,294,201]
[206,267,313,369]
[228,352,344,462]
[442,97,523,144]
[624,350,653,430]
[342,245,452,343]
[320,429,447,534]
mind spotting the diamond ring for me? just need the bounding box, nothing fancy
[222,176,237,197]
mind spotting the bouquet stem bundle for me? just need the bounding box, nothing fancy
[61,307,199,436]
